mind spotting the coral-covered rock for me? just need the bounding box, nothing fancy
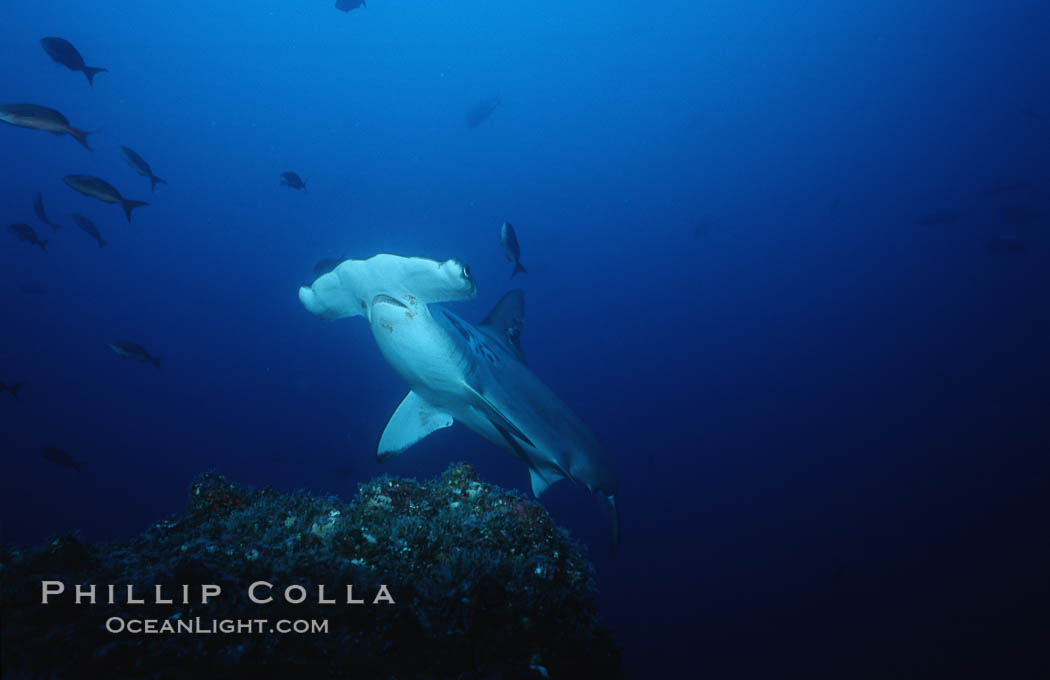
[0,463,625,679]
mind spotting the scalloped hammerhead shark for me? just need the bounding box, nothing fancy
[299,254,619,551]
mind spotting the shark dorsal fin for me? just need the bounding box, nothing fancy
[481,289,526,364]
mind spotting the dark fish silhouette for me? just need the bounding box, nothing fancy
[8,224,48,251]
[0,103,92,149]
[281,171,307,191]
[985,235,1026,254]
[41,446,83,475]
[64,175,148,222]
[1,380,22,398]
[120,146,167,192]
[314,256,346,277]
[1001,206,1044,226]
[109,340,162,368]
[918,210,961,226]
[20,283,48,295]
[335,0,366,11]
[72,213,108,248]
[500,221,527,277]
[40,37,107,86]
[465,96,502,129]
[34,192,63,230]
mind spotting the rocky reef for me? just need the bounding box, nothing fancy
[0,463,625,679]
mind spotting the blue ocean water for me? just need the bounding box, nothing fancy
[2,1,1048,676]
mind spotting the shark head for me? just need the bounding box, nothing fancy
[299,254,476,321]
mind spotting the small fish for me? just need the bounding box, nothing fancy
[335,0,366,11]
[109,340,162,368]
[72,213,108,248]
[1001,206,1044,226]
[281,171,307,191]
[8,224,48,251]
[0,102,93,149]
[34,192,63,230]
[500,221,527,277]
[314,256,346,277]
[40,37,107,86]
[918,210,961,226]
[63,175,148,222]
[984,235,1027,254]
[120,146,167,192]
[1,380,22,398]
[465,96,502,129]
[41,446,83,475]
[20,283,48,295]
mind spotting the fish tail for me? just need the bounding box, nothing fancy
[82,66,107,87]
[68,126,92,150]
[511,262,527,277]
[49,220,63,230]
[150,176,167,192]
[152,357,162,369]
[121,199,149,223]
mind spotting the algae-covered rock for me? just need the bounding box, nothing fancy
[0,463,625,679]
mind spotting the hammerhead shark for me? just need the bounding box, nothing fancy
[299,254,619,550]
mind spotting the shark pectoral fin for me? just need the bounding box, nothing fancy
[529,468,557,497]
[463,383,534,448]
[377,391,454,462]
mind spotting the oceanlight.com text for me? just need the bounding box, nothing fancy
[105,617,329,635]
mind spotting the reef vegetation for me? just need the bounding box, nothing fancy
[0,463,625,679]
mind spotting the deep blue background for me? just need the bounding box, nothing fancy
[2,1,1049,677]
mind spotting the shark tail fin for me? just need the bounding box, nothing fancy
[49,220,63,230]
[39,239,48,252]
[121,199,148,222]
[82,66,107,87]
[98,238,108,248]
[151,357,162,369]
[10,383,22,398]
[73,460,84,476]
[512,262,527,277]
[68,126,92,150]
[150,176,167,192]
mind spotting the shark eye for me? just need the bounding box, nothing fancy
[462,264,472,280]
